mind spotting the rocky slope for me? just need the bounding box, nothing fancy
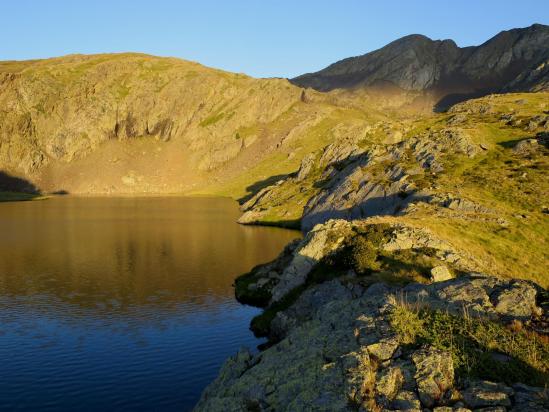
[196,220,548,411]
[195,93,549,409]
[292,24,549,109]
[238,92,549,286]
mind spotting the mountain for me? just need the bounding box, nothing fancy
[0,53,396,196]
[291,24,549,109]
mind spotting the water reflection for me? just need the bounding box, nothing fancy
[0,197,298,411]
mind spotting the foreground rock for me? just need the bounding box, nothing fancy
[236,219,477,311]
[195,271,547,411]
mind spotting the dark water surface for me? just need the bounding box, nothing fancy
[0,197,299,411]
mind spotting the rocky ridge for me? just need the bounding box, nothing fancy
[197,93,549,410]
[196,257,548,411]
[292,24,549,109]
[237,92,549,285]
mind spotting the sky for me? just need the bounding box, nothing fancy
[1,1,548,78]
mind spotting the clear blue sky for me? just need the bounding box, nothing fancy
[1,0,547,78]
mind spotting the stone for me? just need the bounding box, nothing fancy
[491,282,539,319]
[366,336,400,361]
[412,347,454,408]
[462,381,513,409]
[375,365,404,401]
[431,265,454,282]
[390,390,422,411]
[296,153,316,181]
[511,383,549,411]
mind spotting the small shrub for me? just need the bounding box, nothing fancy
[345,237,380,274]
[389,304,549,386]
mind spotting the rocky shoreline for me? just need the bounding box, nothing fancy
[195,219,548,411]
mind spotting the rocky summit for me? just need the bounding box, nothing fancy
[292,24,549,109]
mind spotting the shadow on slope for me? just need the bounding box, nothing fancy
[238,174,290,205]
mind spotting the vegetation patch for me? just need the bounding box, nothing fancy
[0,191,45,202]
[390,304,549,386]
[250,285,307,337]
[199,112,225,127]
[234,269,272,307]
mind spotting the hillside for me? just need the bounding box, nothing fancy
[198,92,549,411]
[292,24,549,110]
[238,92,549,286]
[0,53,402,198]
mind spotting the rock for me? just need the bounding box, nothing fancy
[367,336,400,361]
[438,195,491,213]
[405,274,542,319]
[511,383,549,411]
[431,265,454,282]
[375,365,404,402]
[412,347,454,408]
[390,390,422,411]
[433,407,472,412]
[197,270,547,411]
[513,138,541,156]
[269,219,351,302]
[490,281,540,319]
[296,153,316,181]
[447,114,468,126]
[462,381,513,409]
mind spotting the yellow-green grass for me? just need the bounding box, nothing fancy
[0,191,47,202]
[390,302,549,386]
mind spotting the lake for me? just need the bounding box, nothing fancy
[0,196,299,411]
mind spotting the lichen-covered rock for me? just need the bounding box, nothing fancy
[196,272,545,411]
[403,274,541,319]
[367,336,400,361]
[390,390,422,411]
[270,219,352,302]
[412,347,455,408]
[462,380,514,409]
[433,407,472,412]
[511,383,549,411]
[431,265,454,282]
[375,365,405,404]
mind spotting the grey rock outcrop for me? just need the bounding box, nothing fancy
[195,273,546,411]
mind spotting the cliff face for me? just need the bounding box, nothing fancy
[292,24,549,108]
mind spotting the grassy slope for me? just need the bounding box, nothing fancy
[243,92,549,287]
[407,93,549,286]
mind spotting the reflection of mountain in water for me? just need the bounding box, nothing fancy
[0,197,299,313]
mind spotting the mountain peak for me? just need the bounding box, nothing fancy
[291,25,549,109]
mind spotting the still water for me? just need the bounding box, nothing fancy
[0,197,298,411]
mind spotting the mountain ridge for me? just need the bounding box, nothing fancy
[291,23,549,109]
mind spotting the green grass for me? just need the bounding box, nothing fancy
[199,112,226,127]
[0,191,45,202]
[250,285,307,337]
[390,303,549,386]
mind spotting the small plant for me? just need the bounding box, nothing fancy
[389,302,549,386]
